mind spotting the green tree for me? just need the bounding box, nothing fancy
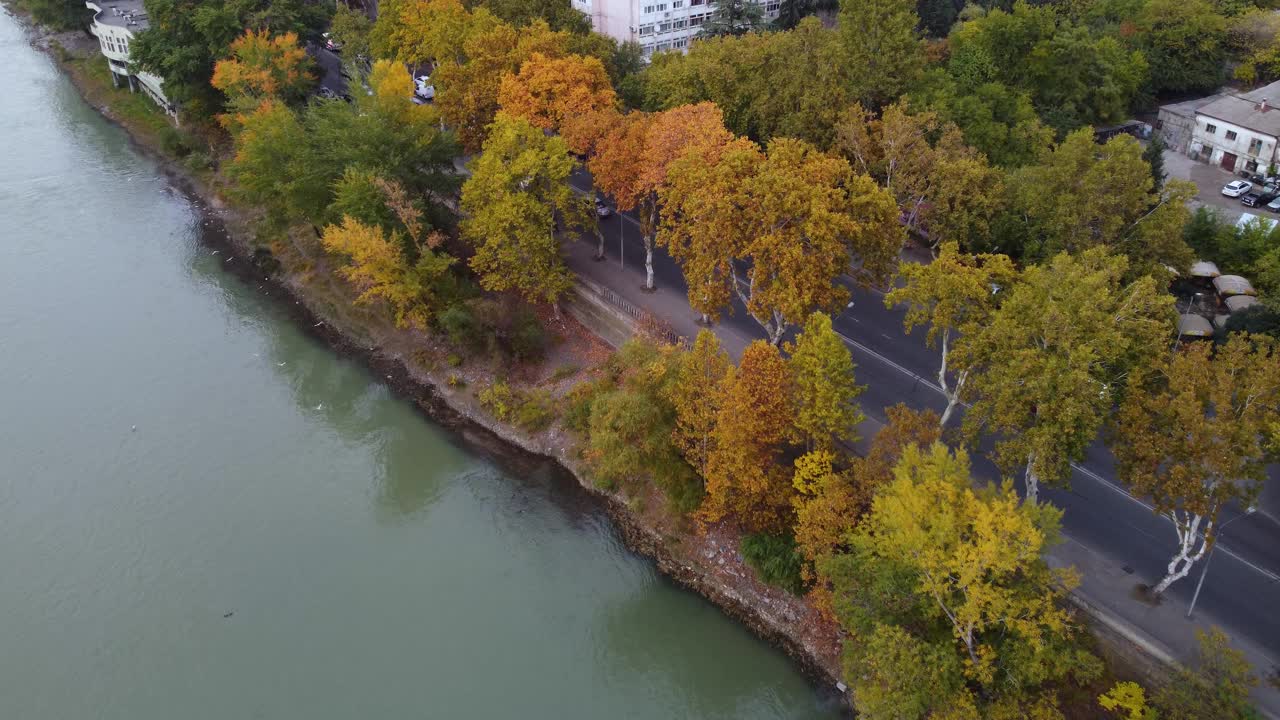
[225,99,307,220]
[18,0,85,30]
[1010,129,1195,276]
[885,243,1016,426]
[910,70,1053,168]
[838,0,925,106]
[774,0,814,29]
[1112,336,1280,595]
[1152,628,1258,720]
[822,443,1101,716]
[1025,25,1148,132]
[667,329,731,478]
[699,0,766,37]
[329,3,373,61]
[786,312,865,450]
[1137,0,1227,94]
[460,113,587,311]
[474,0,591,33]
[958,249,1175,504]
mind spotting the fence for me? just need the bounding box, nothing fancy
[575,276,686,348]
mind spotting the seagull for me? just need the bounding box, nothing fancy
[223,611,234,619]
[131,425,137,432]
[315,403,323,410]
[277,362,287,367]
[211,250,220,255]
[313,321,323,327]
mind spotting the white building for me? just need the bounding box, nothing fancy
[573,0,780,57]
[85,0,177,120]
[1178,81,1280,175]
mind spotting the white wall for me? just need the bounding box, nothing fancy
[1191,115,1279,173]
[578,0,779,56]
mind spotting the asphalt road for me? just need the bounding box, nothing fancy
[573,170,1280,660]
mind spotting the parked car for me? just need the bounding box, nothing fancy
[1242,188,1278,207]
[595,197,612,218]
[1222,180,1253,197]
[323,32,341,52]
[414,76,435,100]
[1266,195,1280,213]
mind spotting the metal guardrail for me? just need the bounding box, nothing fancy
[575,276,685,348]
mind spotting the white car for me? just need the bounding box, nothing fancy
[414,76,435,101]
[1222,180,1253,197]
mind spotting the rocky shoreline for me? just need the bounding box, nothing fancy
[11,9,849,707]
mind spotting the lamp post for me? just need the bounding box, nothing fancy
[1186,506,1256,619]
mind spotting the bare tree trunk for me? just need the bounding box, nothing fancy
[1152,511,1212,595]
[1024,453,1040,505]
[644,238,655,290]
[594,223,605,260]
[937,330,965,427]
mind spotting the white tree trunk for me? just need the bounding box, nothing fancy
[644,239,655,290]
[1152,511,1213,595]
[937,330,965,428]
[1024,453,1040,505]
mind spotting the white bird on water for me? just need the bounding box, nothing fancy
[277,362,287,367]
[315,403,324,410]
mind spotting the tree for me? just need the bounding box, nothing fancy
[1137,0,1227,94]
[1024,26,1148,132]
[329,4,373,62]
[667,329,731,478]
[497,52,617,131]
[592,103,735,291]
[786,312,865,450]
[835,102,1006,252]
[1152,628,1258,720]
[473,0,592,33]
[838,0,926,107]
[909,70,1053,168]
[1111,336,1280,595]
[19,0,85,30]
[225,99,307,219]
[774,0,814,29]
[211,29,313,129]
[885,243,1016,426]
[822,443,1100,716]
[320,216,454,329]
[371,0,499,67]
[1099,681,1156,720]
[661,136,903,344]
[701,341,794,531]
[433,19,571,151]
[1144,133,1168,193]
[958,249,1175,504]
[131,0,329,113]
[1010,129,1195,277]
[460,114,587,310]
[699,0,766,37]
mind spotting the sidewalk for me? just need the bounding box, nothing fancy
[559,231,1280,717]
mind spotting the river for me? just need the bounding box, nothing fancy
[0,9,843,719]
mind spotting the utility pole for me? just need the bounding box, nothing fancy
[1187,506,1255,619]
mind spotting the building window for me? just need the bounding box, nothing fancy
[673,37,688,48]
[1226,130,1238,141]
[639,24,655,34]
[691,0,705,5]
[659,21,672,32]
[672,0,684,6]
[689,13,704,24]
[1205,123,1217,135]
[641,2,666,10]
[1249,138,1264,154]
[673,18,687,27]
[766,0,780,10]
[1246,160,1259,172]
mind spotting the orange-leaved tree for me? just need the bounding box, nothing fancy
[498,52,617,132]
[211,29,312,130]
[700,340,794,532]
[592,102,736,291]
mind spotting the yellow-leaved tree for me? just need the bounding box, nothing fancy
[786,312,864,451]
[666,329,731,480]
[320,216,454,329]
[497,53,617,132]
[211,29,312,130]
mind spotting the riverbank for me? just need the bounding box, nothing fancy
[10,9,850,703]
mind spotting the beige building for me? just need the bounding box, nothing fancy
[84,0,176,120]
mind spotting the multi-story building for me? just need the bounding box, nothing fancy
[1157,80,1280,175]
[573,0,779,57]
[84,0,177,120]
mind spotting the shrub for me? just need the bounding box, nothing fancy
[514,388,556,432]
[509,308,548,362]
[563,377,612,434]
[446,353,463,367]
[740,532,805,594]
[437,303,489,353]
[159,125,193,158]
[477,381,516,421]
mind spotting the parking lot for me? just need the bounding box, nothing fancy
[1162,148,1268,223]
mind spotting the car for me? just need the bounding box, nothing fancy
[414,75,435,100]
[323,32,341,52]
[595,197,612,218]
[1242,189,1278,207]
[1267,195,1280,213]
[1222,180,1253,197]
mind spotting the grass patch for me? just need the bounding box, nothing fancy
[740,532,805,595]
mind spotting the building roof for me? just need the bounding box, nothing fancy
[1198,93,1280,138]
[1214,275,1257,297]
[1226,295,1260,312]
[1160,93,1222,120]
[1177,314,1215,337]
[87,0,150,31]
[1239,79,1280,103]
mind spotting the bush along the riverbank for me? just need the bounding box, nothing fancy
[17,9,1265,719]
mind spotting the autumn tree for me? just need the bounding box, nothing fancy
[786,312,864,450]
[837,0,925,107]
[660,136,903,344]
[1009,129,1195,276]
[497,53,617,131]
[1152,628,1258,720]
[958,249,1175,504]
[699,0,766,37]
[225,99,307,220]
[835,102,1006,252]
[370,0,499,67]
[320,216,454,329]
[1111,336,1280,595]
[329,4,373,62]
[701,341,794,531]
[884,243,1016,426]
[592,103,735,291]
[821,443,1101,717]
[793,404,939,583]
[211,29,313,130]
[460,113,588,311]
[667,329,731,478]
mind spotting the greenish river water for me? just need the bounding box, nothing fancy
[0,9,842,719]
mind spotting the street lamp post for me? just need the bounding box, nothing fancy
[1186,506,1256,619]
